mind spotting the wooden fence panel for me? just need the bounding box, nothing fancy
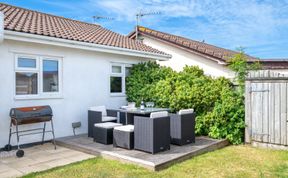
[280,83,287,145]
[274,83,281,144]
[262,82,269,142]
[268,83,275,143]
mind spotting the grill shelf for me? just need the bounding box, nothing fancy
[4,105,56,158]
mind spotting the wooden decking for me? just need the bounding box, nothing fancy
[56,134,229,171]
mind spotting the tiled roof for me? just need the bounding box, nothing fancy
[129,26,255,62]
[0,3,168,56]
[248,59,288,69]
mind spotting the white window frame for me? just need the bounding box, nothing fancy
[110,63,132,97]
[14,54,63,100]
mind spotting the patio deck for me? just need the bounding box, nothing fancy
[56,134,229,171]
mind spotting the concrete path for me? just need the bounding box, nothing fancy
[0,143,95,178]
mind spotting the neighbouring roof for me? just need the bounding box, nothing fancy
[0,3,169,57]
[249,59,288,70]
[128,26,257,62]
[128,26,288,69]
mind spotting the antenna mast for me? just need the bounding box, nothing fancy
[135,10,161,40]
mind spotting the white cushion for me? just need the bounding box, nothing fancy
[102,116,117,122]
[89,106,107,116]
[179,109,194,115]
[128,102,136,108]
[94,122,122,129]
[114,125,134,132]
[150,111,168,119]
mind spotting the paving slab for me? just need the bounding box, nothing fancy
[0,143,95,178]
[56,134,229,171]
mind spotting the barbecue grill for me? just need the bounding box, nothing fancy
[4,105,56,158]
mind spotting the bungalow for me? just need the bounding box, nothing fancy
[128,26,288,78]
[0,3,170,147]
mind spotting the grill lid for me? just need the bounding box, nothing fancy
[10,105,53,119]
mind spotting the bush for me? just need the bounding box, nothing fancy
[126,61,245,144]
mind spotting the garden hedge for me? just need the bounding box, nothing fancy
[126,61,245,144]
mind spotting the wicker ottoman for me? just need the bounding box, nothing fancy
[93,122,122,144]
[113,125,134,150]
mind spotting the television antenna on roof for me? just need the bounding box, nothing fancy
[135,10,161,40]
[92,16,115,24]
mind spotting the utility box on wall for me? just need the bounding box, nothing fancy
[245,70,288,149]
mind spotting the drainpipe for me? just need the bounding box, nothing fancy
[0,12,4,43]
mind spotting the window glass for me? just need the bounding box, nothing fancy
[112,66,122,73]
[125,67,131,90]
[43,60,59,92]
[18,58,36,68]
[110,76,122,93]
[16,72,38,95]
[125,67,131,76]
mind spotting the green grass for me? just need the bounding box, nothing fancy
[23,145,288,178]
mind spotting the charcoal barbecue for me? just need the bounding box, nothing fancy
[4,105,56,157]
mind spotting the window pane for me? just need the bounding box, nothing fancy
[125,67,131,92]
[112,66,122,73]
[110,76,122,93]
[16,73,38,95]
[18,58,36,68]
[43,60,59,92]
[125,67,131,76]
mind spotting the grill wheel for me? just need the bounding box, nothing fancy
[4,144,12,151]
[16,150,24,158]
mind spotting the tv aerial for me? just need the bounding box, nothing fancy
[135,10,161,40]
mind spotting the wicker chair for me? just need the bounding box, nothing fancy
[134,111,170,154]
[170,109,196,145]
[88,106,117,137]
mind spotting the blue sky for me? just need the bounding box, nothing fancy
[2,0,288,59]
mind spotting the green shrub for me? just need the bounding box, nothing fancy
[126,61,245,144]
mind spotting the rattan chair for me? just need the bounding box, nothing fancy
[134,111,170,154]
[170,109,196,145]
[88,106,117,137]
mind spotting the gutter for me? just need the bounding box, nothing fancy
[4,30,171,61]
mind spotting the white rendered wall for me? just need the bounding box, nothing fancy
[142,36,235,78]
[0,39,146,147]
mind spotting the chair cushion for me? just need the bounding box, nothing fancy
[102,116,117,122]
[94,122,122,129]
[179,109,194,115]
[150,111,168,119]
[114,125,134,132]
[89,106,107,116]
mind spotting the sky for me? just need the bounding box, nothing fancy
[1,0,288,59]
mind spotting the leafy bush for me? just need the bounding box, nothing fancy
[126,61,245,144]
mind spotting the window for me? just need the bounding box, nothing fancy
[43,60,59,92]
[15,54,62,99]
[18,57,37,68]
[110,63,132,95]
[110,76,122,93]
[16,73,38,95]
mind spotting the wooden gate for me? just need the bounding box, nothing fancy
[245,70,288,147]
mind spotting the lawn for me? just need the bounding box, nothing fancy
[23,145,288,178]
